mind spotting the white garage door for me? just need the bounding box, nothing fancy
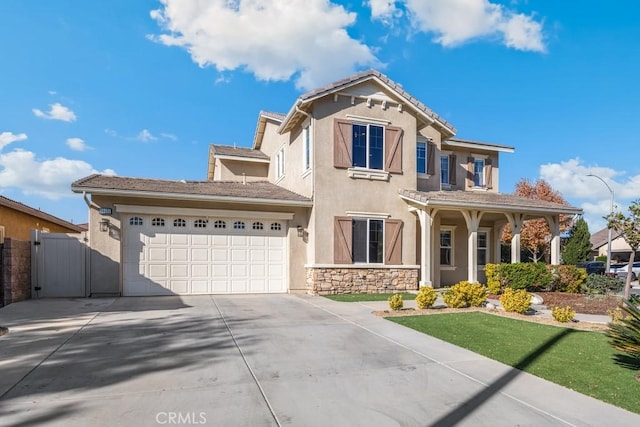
[123,215,287,296]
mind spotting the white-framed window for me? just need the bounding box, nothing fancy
[270,222,282,231]
[352,218,384,263]
[173,218,186,228]
[275,147,285,180]
[151,217,165,227]
[302,125,311,172]
[234,221,245,230]
[477,230,489,266]
[129,216,143,226]
[252,221,264,230]
[194,219,208,228]
[440,155,450,185]
[473,158,485,187]
[417,142,427,174]
[440,228,454,266]
[213,220,226,229]
[352,123,384,170]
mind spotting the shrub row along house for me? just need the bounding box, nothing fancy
[72,70,581,297]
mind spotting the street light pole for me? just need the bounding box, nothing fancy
[587,174,614,273]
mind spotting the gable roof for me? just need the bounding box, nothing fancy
[278,69,457,136]
[399,189,582,216]
[207,144,270,180]
[590,227,623,249]
[443,137,515,153]
[0,195,83,232]
[72,174,312,207]
[253,110,286,149]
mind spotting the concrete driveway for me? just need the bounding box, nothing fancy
[1,295,638,427]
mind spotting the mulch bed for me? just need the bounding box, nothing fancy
[531,292,623,315]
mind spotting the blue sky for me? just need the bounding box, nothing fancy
[1,0,639,232]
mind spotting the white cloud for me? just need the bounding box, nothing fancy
[0,149,115,199]
[160,132,178,141]
[394,0,545,52]
[32,102,77,122]
[539,158,640,233]
[369,0,402,25]
[104,128,119,137]
[0,132,28,149]
[149,0,379,90]
[66,137,88,151]
[136,129,158,142]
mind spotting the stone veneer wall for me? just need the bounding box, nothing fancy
[307,267,419,295]
[2,238,31,307]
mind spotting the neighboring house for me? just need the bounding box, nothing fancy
[0,195,83,240]
[72,69,582,297]
[590,227,635,262]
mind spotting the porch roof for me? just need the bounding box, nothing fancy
[399,189,582,216]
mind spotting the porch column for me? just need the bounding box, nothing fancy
[417,209,435,287]
[506,213,525,263]
[546,215,561,265]
[461,210,484,283]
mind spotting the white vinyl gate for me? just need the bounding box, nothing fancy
[31,230,88,297]
[122,215,287,296]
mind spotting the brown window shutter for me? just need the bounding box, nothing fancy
[449,154,457,185]
[384,219,403,265]
[485,158,493,189]
[334,216,353,264]
[466,156,474,188]
[426,142,435,175]
[384,126,403,174]
[333,119,352,168]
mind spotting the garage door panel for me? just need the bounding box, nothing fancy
[124,214,287,296]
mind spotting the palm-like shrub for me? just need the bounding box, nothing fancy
[606,296,640,363]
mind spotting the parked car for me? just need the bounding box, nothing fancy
[613,262,640,281]
[576,261,606,275]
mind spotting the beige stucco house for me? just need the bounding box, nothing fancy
[72,70,581,297]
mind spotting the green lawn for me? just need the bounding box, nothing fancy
[323,292,417,302]
[388,312,640,414]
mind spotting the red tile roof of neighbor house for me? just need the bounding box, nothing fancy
[0,195,84,232]
[72,174,312,205]
[399,189,583,215]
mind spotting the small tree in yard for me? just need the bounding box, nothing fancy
[561,217,592,265]
[606,296,640,373]
[606,200,640,300]
[502,179,572,262]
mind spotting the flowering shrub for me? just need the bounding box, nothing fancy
[415,286,438,309]
[443,281,487,308]
[499,288,531,314]
[551,306,576,322]
[388,293,403,311]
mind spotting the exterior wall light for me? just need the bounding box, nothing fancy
[296,226,304,237]
[100,218,110,232]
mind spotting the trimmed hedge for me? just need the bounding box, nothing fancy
[443,281,487,308]
[485,263,588,294]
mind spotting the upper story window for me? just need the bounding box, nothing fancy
[302,125,311,172]
[275,147,285,180]
[173,218,186,228]
[417,142,427,174]
[468,155,493,189]
[129,216,143,226]
[151,217,165,227]
[333,119,403,175]
[440,154,457,187]
[353,123,383,170]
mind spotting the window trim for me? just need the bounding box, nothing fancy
[477,228,491,268]
[302,124,311,174]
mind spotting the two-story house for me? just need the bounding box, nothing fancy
[72,70,581,296]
